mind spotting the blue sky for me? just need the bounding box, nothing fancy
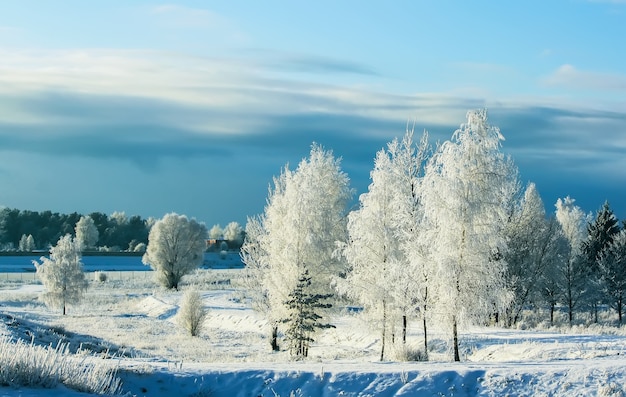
[0,1,625,226]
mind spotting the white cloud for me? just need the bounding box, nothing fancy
[542,64,626,92]
[0,48,481,135]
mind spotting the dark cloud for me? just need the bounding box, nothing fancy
[1,87,625,222]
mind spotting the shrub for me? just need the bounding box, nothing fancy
[394,345,428,362]
[178,288,208,337]
[94,271,108,283]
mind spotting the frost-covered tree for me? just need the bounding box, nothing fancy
[339,129,430,361]
[599,230,626,324]
[340,148,403,361]
[223,221,244,245]
[420,109,516,361]
[537,217,570,324]
[504,183,561,326]
[18,234,27,251]
[388,129,431,352]
[33,235,88,315]
[580,201,620,322]
[18,234,36,252]
[208,224,223,239]
[142,213,208,290]
[282,269,335,359]
[26,234,35,251]
[240,215,275,347]
[241,144,352,352]
[178,288,208,337]
[110,211,128,226]
[75,215,99,250]
[555,196,590,325]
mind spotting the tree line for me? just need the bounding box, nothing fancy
[0,209,151,252]
[241,109,626,362]
[0,207,246,253]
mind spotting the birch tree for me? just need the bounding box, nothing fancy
[421,109,516,361]
[33,235,88,315]
[241,144,352,352]
[339,129,430,361]
[555,196,590,325]
[339,148,403,362]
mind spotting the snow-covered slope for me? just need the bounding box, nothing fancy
[0,272,625,396]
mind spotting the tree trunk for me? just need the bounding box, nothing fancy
[423,314,428,358]
[402,314,407,345]
[568,289,574,326]
[271,325,279,352]
[380,301,387,362]
[618,296,623,326]
[550,302,555,325]
[63,304,66,316]
[452,316,460,362]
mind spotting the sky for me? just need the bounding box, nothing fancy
[0,0,625,227]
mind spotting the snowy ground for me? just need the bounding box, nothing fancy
[1,270,626,396]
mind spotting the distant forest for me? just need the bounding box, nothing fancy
[0,208,150,252]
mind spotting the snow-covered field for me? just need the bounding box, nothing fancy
[1,270,626,396]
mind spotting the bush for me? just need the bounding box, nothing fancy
[0,336,122,394]
[94,271,107,283]
[394,345,428,362]
[178,288,208,337]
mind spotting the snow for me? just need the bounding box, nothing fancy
[1,270,626,396]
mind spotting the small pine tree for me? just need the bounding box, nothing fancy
[282,269,335,359]
[33,235,88,315]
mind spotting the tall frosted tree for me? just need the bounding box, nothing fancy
[389,129,431,352]
[537,217,570,324]
[340,148,403,362]
[241,144,352,352]
[420,109,516,361]
[555,196,590,325]
[33,235,88,315]
[75,215,99,250]
[339,129,430,361]
[504,183,563,326]
[142,213,208,290]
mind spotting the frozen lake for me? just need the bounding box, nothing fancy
[0,251,244,272]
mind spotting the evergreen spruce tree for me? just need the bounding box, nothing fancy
[599,230,626,324]
[580,201,620,322]
[282,269,335,359]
